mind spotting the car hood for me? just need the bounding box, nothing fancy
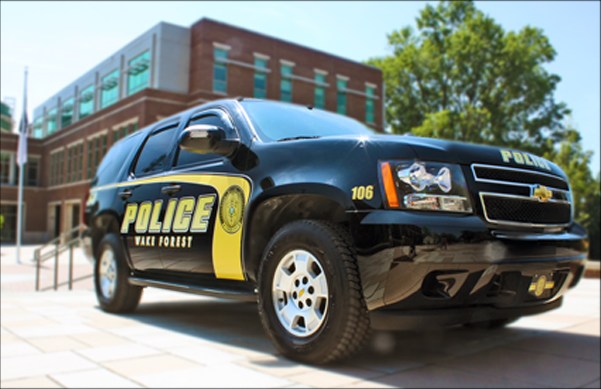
[358,134,566,178]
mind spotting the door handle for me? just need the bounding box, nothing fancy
[118,189,132,200]
[161,184,182,196]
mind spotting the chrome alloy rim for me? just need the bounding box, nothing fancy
[272,250,329,337]
[98,248,117,300]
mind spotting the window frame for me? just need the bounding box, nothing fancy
[130,120,180,179]
[172,109,238,170]
[100,69,120,109]
[213,46,229,94]
[127,50,151,96]
[79,84,95,119]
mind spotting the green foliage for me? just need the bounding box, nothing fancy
[369,0,599,258]
[368,0,569,155]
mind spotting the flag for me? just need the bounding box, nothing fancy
[17,68,28,167]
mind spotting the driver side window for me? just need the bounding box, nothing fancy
[175,114,229,168]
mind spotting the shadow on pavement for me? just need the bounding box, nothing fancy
[121,298,600,387]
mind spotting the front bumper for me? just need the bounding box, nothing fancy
[352,211,588,325]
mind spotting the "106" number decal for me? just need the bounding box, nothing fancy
[351,185,374,200]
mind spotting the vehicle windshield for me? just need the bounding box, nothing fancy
[240,100,374,141]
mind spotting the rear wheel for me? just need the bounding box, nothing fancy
[94,233,142,313]
[257,220,370,364]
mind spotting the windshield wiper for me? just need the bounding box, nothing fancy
[277,136,320,142]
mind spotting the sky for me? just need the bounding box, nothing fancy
[1,1,599,174]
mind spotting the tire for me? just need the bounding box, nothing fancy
[464,317,519,329]
[94,233,142,313]
[257,220,370,364]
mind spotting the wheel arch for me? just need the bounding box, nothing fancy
[90,210,122,260]
[244,183,354,282]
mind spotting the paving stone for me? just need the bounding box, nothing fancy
[102,354,199,377]
[561,319,601,337]
[376,365,539,388]
[238,355,315,377]
[0,341,42,357]
[0,376,62,388]
[438,346,600,388]
[166,344,245,365]
[506,331,600,362]
[286,366,383,388]
[70,331,130,347]
[1,351,97,381]
[582,378,600,388]
[28,335,88,352]
[51,368,141,388]
[76,343,161,362]
[133,363,291,388]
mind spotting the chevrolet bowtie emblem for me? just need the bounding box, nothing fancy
[532,185,553,202]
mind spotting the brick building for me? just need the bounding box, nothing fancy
[0,18,383,244]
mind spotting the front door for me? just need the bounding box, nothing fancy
[159,111,251,281]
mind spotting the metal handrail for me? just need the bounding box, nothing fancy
[34,224,85,291]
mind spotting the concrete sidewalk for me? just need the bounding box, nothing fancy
[1,246,600,388]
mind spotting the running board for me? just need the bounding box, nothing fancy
[128,277,257,302]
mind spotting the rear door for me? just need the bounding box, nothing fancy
[120,123,179,272]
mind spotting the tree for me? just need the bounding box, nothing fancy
[368,1,569,155]
[369,0,599,258]
[544,129,601,259]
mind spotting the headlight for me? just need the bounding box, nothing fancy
[379,160,473,213]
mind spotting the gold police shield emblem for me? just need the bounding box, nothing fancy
[219,185,244,234]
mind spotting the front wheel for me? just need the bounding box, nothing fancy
[257,220,370,364]
[94,233,142,313]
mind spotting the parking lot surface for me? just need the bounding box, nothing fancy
[1,246,599,388]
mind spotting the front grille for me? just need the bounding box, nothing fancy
[482,194,571,225]
[473,165,569,190]
[472,164,572,227]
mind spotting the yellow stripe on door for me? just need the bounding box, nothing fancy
[113,173,251,280]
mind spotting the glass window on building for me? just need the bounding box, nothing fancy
[336,78,347,115]
[254,57,268,98]
[46,108,58,135]
[280,64,293,102]
[79,85,94,119]
[50,150,65,186]
[365,85,375,124]
[314,72,326,109]
[213,47,228,93]
[127,51,150,96]
[61,98,74,128]
[112,122,138,144]
[25,157,39,186]
[101,69,120,109]
[33,117,44,139]
[87,134,108,179]
[1,152,13,184]
[66,143,83,183]
[75,143,83,182]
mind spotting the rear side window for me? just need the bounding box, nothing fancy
[134,126,177,177]
[95,132,142,186]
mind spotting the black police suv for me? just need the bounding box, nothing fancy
[83,98,588,364]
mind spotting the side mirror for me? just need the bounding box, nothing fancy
[179,124,237,156]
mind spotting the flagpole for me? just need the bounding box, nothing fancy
[16,67,28,265]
